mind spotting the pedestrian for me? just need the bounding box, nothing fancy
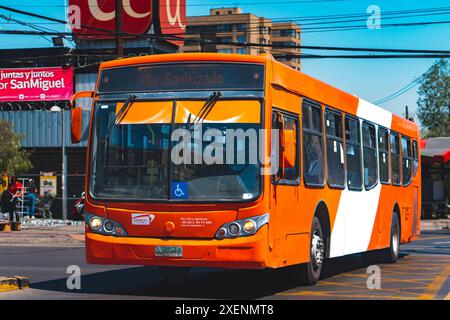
[4,176,23,222]
[25,178,38,219]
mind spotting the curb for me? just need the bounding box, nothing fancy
[0,276,30,293]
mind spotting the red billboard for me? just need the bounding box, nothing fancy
[69,0,153,39]
[0,67,73,102]
[68,0,185,45]
[158,0,186,46]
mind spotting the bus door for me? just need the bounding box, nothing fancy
[271,110,302,265]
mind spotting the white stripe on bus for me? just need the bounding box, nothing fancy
[329,98,391,258]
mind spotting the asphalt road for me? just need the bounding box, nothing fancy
[0,231,449,300]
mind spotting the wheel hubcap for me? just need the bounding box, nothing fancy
[311,232,325,270]
[392,223,399,256]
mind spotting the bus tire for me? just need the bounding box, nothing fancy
[159,266,190,285]
[293,216,325,285]
[382,212,400,263]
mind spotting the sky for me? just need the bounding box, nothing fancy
[0,0,449,124]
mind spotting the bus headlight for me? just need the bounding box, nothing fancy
[215,213,269,239]
[85,213,128,237]
[90,217,102,230]
[243,220,256,234]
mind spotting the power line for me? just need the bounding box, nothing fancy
[0,4,187,43]
[373,59,446,104]
[161,6,450,31]
[5,0,352,8]
[178,16,450,34]
[0,13,76,45]
[3,4,450,33]
[2,4,450,59]
[3,28,450,57]
[4,5,450,26]
[2,3,450,40]
[374,79,421,104]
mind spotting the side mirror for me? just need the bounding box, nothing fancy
[71,107,83,144]
[70,91,93,109]
[282,128,296,169]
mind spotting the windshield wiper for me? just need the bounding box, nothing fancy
[104,94,137,144]
[191,91,222,125]
[102,94,137,165]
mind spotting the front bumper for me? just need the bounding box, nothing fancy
[86,225,268,269]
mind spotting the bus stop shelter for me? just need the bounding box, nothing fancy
[420,137,450,219]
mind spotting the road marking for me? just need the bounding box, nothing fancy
[419,265,450,300]
[277,290,415,300]
[433,241,450,245]
[318,280,424,297]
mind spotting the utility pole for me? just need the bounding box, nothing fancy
[115,0,124,58]
[61,108,67,220]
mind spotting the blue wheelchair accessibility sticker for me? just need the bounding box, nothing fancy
[172,182,188,199]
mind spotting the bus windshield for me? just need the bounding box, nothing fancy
[89,100,262,202]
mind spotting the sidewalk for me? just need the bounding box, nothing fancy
[0,223,85,245]
[421,219,450,231]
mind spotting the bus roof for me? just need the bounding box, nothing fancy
[98,53,418,138]
[99,52,271,70]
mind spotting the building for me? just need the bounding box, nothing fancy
[271,22,302,70]
[182,8,302,70]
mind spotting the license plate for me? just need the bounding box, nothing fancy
[155,246,183,257]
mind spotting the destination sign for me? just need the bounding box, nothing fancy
[98,63,265,93]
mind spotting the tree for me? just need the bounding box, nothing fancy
[416,59,450,138]
[0,119,32,175]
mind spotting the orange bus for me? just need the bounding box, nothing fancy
[70,53,421,285]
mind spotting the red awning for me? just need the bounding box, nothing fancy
[421,137,450,164]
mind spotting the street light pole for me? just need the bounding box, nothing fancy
[51,105,68,220]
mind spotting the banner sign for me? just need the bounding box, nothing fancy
[0,67,73,102]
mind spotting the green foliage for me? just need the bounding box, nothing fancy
[417,59,450,138]
[0,119,32,175]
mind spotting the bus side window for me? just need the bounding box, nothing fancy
[412,140,419,177]
[302,101,325,187]
[345,116,362,190]
[325,109,345,188]
[362,122,378,190]
[390,132,401,186]
[401,136,412,186]
[378,127,390,184]
[272,111,300,184]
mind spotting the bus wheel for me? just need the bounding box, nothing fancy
[159,266,190,285]
[307,217,325,284]
[382,213,400,263]
[292,217,325,285]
